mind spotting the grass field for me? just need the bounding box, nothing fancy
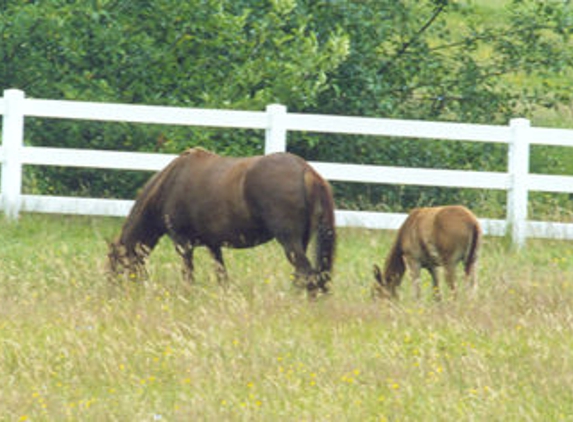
[1,214,573,421]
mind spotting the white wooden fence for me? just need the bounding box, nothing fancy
[2,88,573,247]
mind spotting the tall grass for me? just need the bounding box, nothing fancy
[1,214,573,420]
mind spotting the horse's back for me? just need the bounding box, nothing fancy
[243,153,315,229]
[245,153,309,197]
[172,149,307,195]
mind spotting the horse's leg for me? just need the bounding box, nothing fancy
[175,242,195,283]
[280,239,318,295]
[208,246,228,287]
[427,266,442,301]
[166,218,195,283]
[120,246,149,282]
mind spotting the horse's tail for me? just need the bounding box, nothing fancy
[304,167,336,288]
[464,221,482,276]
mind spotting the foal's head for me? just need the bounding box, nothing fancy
[372,264,398,300]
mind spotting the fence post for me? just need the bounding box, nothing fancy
[507,118,530,248]
[1,89,25,220]
[265,104,287,154]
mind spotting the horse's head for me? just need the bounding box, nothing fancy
[106,240,149,280]
[106,240,129,276]
[372,264,396,300]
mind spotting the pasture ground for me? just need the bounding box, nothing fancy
[1,214,573,421]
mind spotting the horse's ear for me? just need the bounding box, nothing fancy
[373,264,383,285]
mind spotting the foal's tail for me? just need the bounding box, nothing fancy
[464,222,482,276]
[305,168,336,288]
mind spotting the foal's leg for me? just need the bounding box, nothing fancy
[427,266,442,301]
[444,263,458,299]
[209,246,228,287]
[404,256,422,300]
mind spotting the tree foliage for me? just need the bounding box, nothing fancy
[1,0,572,208]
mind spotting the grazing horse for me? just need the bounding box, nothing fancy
[372,205,481,301]
[107,147,336,296]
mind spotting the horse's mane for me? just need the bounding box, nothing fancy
[120,149,204,243]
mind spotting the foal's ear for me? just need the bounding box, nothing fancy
[373,264,383,284]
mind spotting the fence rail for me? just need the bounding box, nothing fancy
[2,88,573,246]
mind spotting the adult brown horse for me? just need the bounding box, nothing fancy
[107,147,336,296]
[373,205,481,301]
